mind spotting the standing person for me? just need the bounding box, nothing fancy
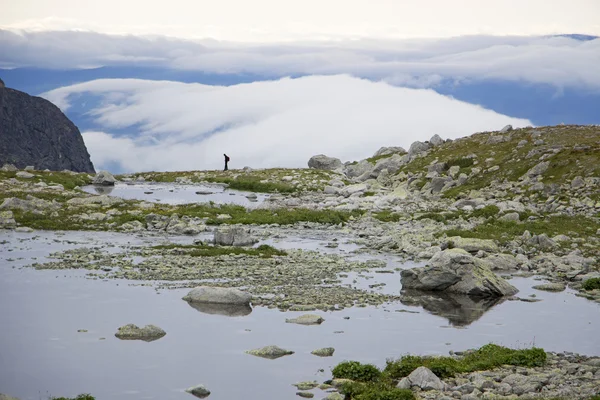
[223,154,230,171]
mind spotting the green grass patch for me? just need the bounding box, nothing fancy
[384,343,546,380]
[205,176,295,193]
[447,157,474,168]
[339,381,415,400]
[373,211,404,223]
[153,243,286,258]
[0,170,91,190]
[582,278,600,291]
[50,395,95,400]
[332,361,382,382]
[363,191,376,197]
[366,154,394,164]
[471,205,500,219]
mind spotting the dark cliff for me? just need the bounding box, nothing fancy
[0,80,95,173]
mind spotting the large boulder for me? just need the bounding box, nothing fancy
[93,170,116,186]
[308,155,342,170]
[372,146,407,157]
[114,324,166,342]
[408,141,431,159]
[344,160,374,179]
[397,366,445,391]
[400,249,518,297]
[213,226,258,246]
[371,154,405,176]
[183,286,252,305]
[429,134,444,147]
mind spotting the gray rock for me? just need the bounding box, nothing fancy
[1,163,18,171]
[342,183,369,197]
[401,249,518,297]
[447,237,499,253]
[24,165,35,171]
[371,154,405,176]
[1,196,60,213]
[183,286,251,305]
[407,366,445,391]
[246,345,294,359]
[396,377,411,389]
[525,161,550,177]
[408,141,431,159]
[430,177,450,193]
[114,324,166,342]
[571,176,585,189]
[373,146,406,157]
[345,160,374,179]
[293,382,319,390]
[67,195,121,207]
[308,155,342,170]
[311,347,335,357]
[532,283,566,292]
[213,226,258,246]
[499,212,520,222]
[485,253,520,271]
[529,233,557,249]
[500,124,513,133]
[93,170,116,186]
[0,210,16,228]
[517,140,528,148]
[285,314,325,325]
[0,85,95,172]
[430,134,444,146]
[428,162,449,174]
[448,165,460,178]
[16,171,34,178]
[486,135,508,145]
[324,186,340,195]
[185,384,211,398]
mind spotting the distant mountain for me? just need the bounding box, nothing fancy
[0,80,95,172]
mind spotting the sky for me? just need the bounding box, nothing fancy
[2,0,600,41]
[0,0,597,173]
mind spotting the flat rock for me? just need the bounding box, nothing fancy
[16,171,34,178]
[532,283,566,292]
[285,314,325,325]
[114,324,166,342]
[183,286,251,305]
[293,381,319,390]
[447,237,499,253]
[246,345,294,359]
[213,226,258,246]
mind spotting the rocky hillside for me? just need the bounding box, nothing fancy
[0,80,95,173]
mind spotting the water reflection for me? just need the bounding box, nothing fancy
[400,290,505,327]
[93,185,115,195]
[186,301,253,317]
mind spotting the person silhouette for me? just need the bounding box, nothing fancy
[223,154,230,171]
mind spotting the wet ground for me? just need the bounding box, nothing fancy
[1,229,599,400]
[82,183,268,206]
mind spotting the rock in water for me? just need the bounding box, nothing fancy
[93,170,116,186]
[246,345,294,359]
[213,226,258,246]
[185,384,211,398]
[311,347,335,357]
[0,83,95,172]
[307,154,342,170]
[114,324,166,342]
[532,283,566,292]
[183,286,252,305]
[400,249,518,297]
[285,314,325,325]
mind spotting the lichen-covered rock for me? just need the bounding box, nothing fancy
[185,384,211,398]
[114,324,166,342]
[401,249,518,297]
[246,345,294,359]
[293,382,319,390]
[308,155,342,170]
[296,392,314,398]
[183,286,251,305]
[16,171,34,178]
[286,314,325,325]
[397,366,445,391]
[93,170,116,186]
[213,226,258,246]
[372,146,407,157]
[533,283,566,292]
[408,141,431,159]
[0,196,60,213]
[311,347,335,357]
[0,210,16,228]
[430,134,444,146]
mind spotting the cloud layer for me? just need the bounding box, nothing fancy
[1,30,598,91]
[43,75,532,173]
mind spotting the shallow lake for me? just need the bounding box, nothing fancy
[82,183,268,206]
[1,230,599,400]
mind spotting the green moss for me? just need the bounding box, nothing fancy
[582,278,600,291]
[385,344,546,380]
[332,361,382,382]
[153,243,286,258]
[447,157,474,168]
[373,211,404,222]
[363,191,376,197]
[366,154,394,164]
[471,205,500,218]
[205,176,295,193]
[340,382,415,400]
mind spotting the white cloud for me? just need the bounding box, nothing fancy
[43,76,532,173]
[1,30,599,90]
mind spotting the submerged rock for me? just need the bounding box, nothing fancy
[293,382,319,390]
[246,345,294,359]
[308,154,342,170]
[401,249,518,297]
[532,283,566,292]
[311,347,335,357]
[285,314,325,325]
[213,226,258,246]
[114,324,166,342]
[185,384,211,398]
[93,170,116,186]
[183,286,252,305]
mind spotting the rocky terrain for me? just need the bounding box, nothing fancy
[0,80,95,173]
[1,124,599,399]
